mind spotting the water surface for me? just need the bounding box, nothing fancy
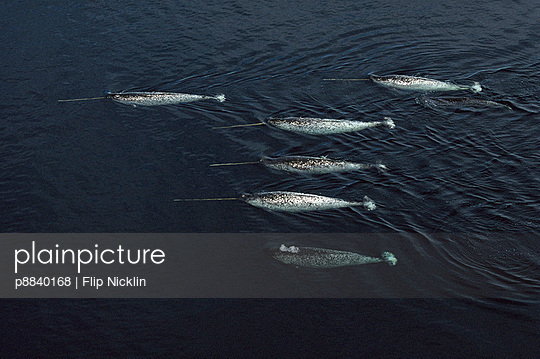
[1,0,538,356]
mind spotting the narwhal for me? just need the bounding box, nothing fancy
[271,244,397,268]
[210,156,387,174]
[58,91,225,106]
[416,96,512,110]
[214,117,395,135]
[174,191,376,212]
[324,75,482,93]
[370,74,482,93]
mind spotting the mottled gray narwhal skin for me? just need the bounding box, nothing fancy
[241,191,376,212]
[260,156,386,174]
[416,96,512,110]
[107,91,225,106]
[271,244,397,268]
[370,74,482,93]
[266,117,395,135]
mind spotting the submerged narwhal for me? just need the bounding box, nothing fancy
[211,155,387,174]
[175,191,376,212]
[370,74,482,93]
[271,244,397,268]
[416,96,512,110]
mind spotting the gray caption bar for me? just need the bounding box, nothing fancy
[0,233,536,298]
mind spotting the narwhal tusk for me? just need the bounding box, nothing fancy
[174,197,240,201]
[209,161,260,167]
[58,96,107,102]
[323,78,370,81]
[212,123,265,129]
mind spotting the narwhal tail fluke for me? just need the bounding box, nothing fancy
[470,82,482,93]
[356,196,376,211]
[363,196,376,210]
[381,252,397,266]
[215,94,226,102]
[375,160,388,172]
[383,117,395,129]
[460,82,482,93]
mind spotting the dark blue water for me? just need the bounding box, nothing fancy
[1,1,539,357]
